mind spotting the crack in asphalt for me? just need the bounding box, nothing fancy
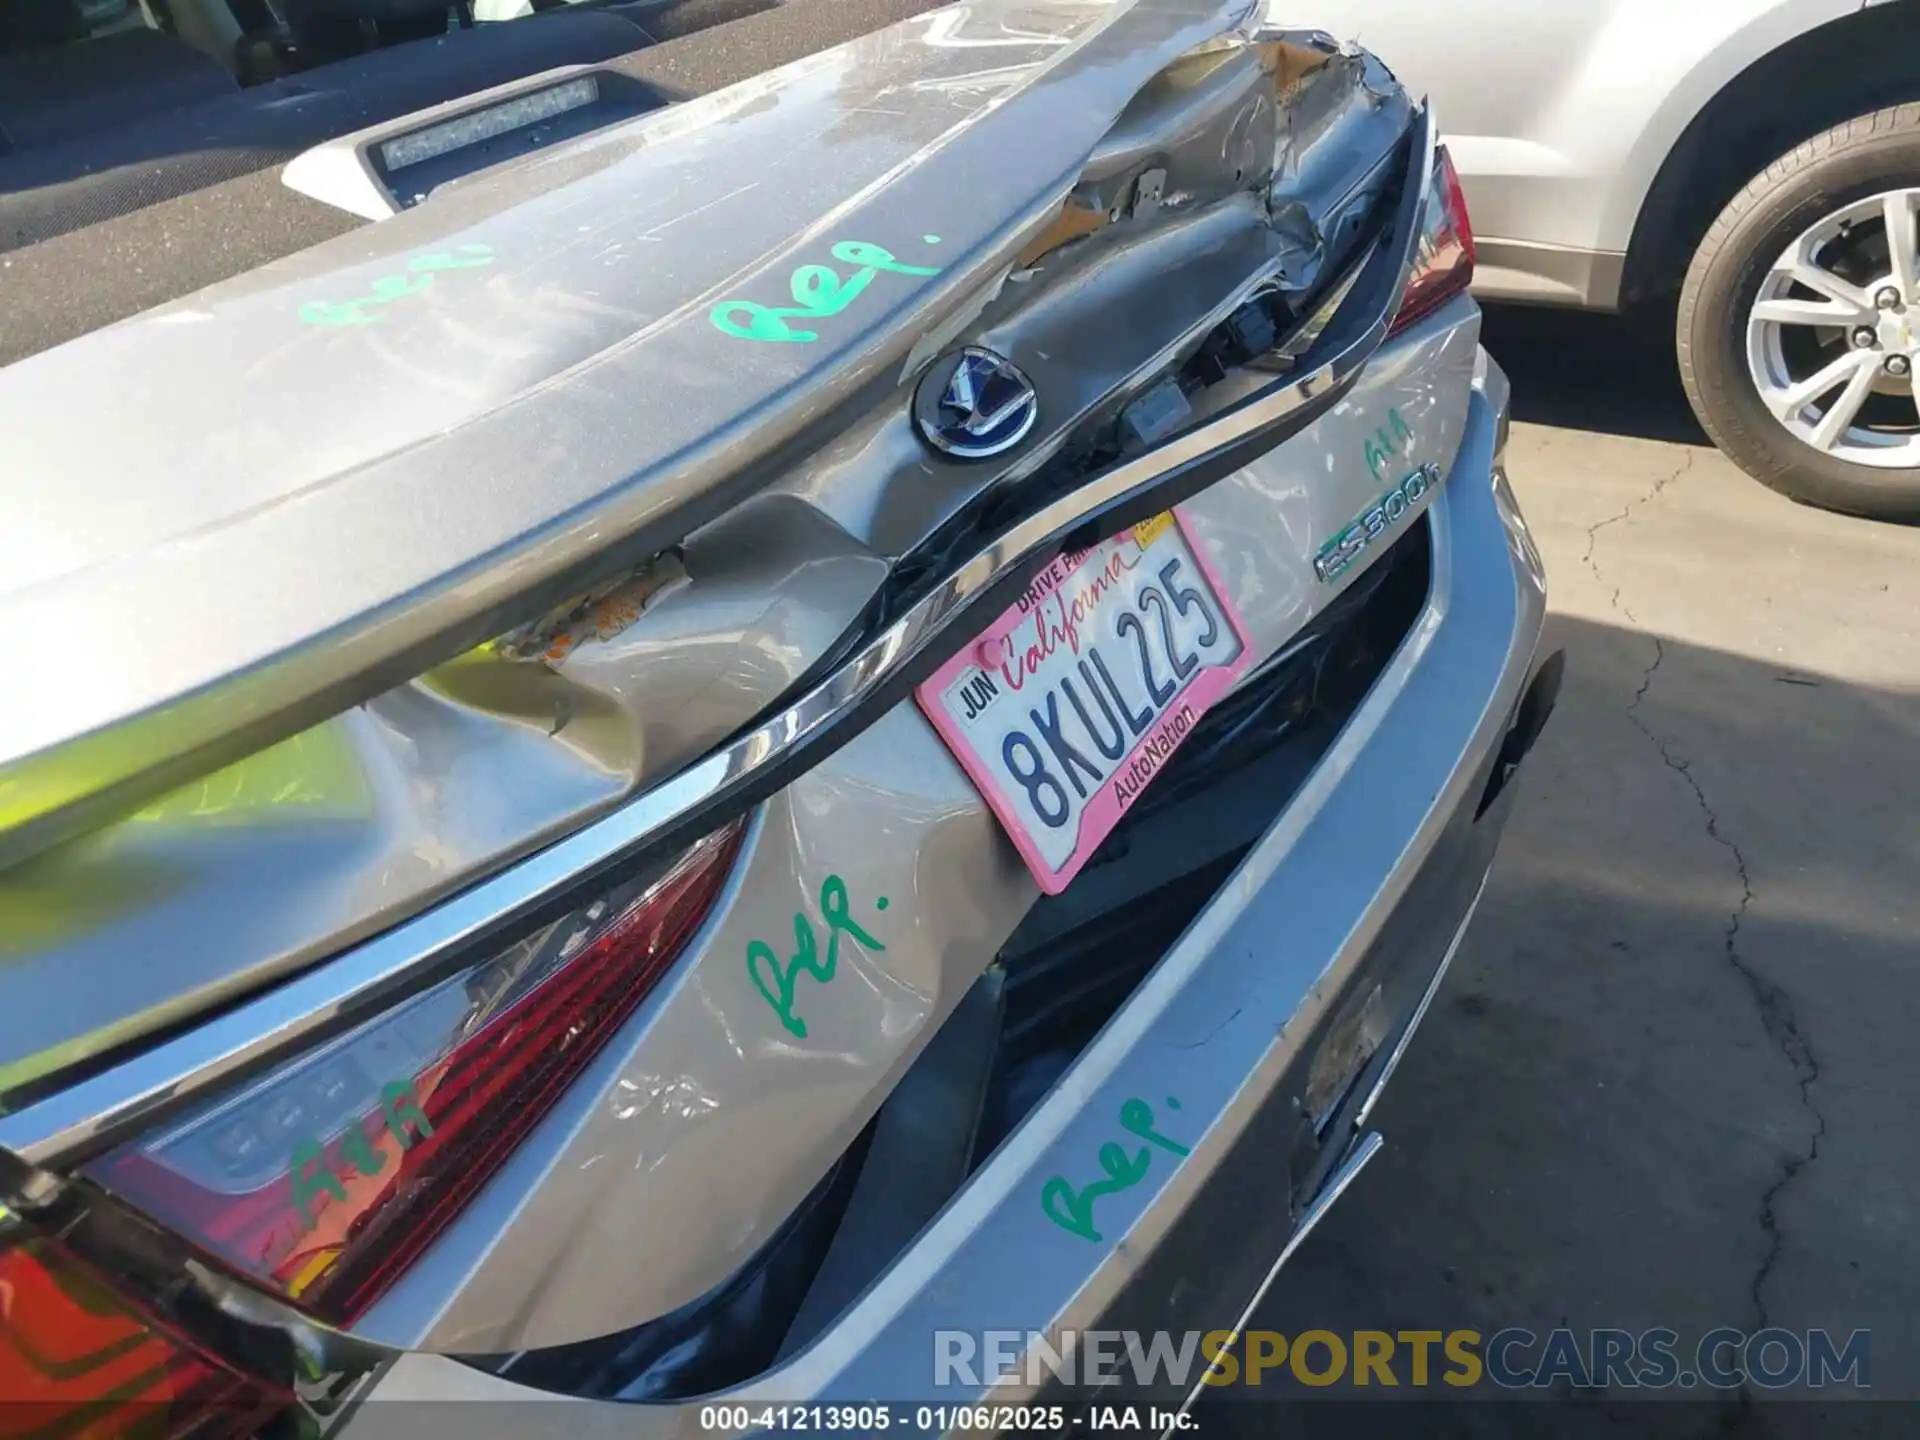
[1578,450,1693,624]
[1582,448,1827,1338]
[1626,646,1824,1330]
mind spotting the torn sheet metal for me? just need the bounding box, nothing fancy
[0,0,1263,868]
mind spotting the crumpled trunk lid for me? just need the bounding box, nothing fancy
[0,0,1257,868]
[0,0,1419,1122]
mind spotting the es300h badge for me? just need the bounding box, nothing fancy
[1315,462,1443,583]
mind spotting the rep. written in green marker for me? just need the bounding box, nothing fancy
[711,237,943,343]
[746,875,888,1037]
[299,243,495,327]
[1040,1095,1190,1243]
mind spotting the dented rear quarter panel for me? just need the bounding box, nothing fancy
[0,0,1261,867]
[0,0,1413,1098]
[0,0,1480,1363]
[348,298,1482,1353]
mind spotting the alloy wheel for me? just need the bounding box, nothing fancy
[1744,186,1920,466]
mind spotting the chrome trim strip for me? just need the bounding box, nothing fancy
[1167,1130,1386,1432]
[1350,860,1489,1133]
[1,109,1434,1166]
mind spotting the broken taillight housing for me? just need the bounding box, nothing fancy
[0,1218,289,1439]
[84,819,747,1325]
[1388,144,1476,335]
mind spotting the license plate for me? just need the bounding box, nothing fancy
[915,511,1253,894]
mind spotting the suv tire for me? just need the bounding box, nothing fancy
[1678,102,1920,522]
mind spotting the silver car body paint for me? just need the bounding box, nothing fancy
[350,346,1542,1432]
[0,494,890,1095]
[353,299,1481,1355]
[1294,0,1894,307]
[0,0,1544,1398]
[0,0,1250,864]
[0,1,1410,1098]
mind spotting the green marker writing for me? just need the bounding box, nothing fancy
[746,875,888,1037]
[711,238,942,343]
[300,243,494,327]
[1040,1096,1189,1242]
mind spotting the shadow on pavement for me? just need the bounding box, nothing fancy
[1189,609,1920,1436]
[1479,303,1711,450]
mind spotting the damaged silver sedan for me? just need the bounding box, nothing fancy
[0,0,1556,1432]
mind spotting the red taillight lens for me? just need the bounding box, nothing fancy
[86,821,746,1324]
[0,1222,288,1439]
[1388,144,1476,336]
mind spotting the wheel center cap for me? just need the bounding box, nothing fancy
[1877,310,1913,354]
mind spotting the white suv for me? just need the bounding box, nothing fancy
[1316,0,1920,520]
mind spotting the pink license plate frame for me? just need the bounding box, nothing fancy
[913,510,1255,895]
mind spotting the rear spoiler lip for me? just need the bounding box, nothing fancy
[0,100,1434,1168]
[0,0,1263,872]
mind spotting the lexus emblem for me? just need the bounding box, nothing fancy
[914,347,1039,460]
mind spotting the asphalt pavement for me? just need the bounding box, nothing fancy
[1201,305,1920,1435]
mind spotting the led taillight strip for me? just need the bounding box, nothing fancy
[1387,145,1476,336]
[86,819,747,1324]
[0,1228,289,1440]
